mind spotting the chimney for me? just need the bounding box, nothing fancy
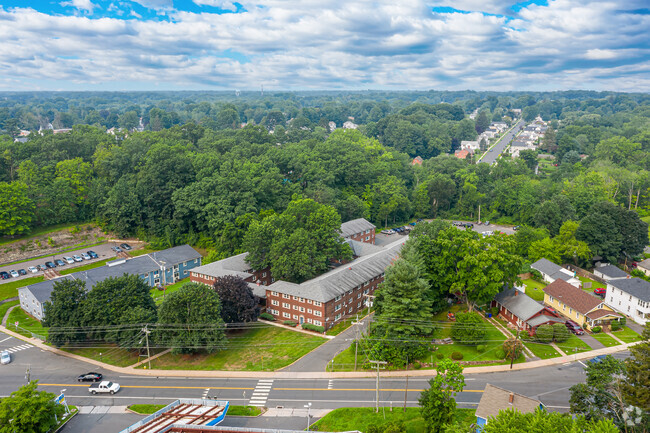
[514,290,518,296]
[509,393,514,404]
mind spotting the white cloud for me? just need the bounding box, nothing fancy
[60,0,95,12]
[192,0,238,10]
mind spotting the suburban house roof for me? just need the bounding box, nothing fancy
[595,264,628,279]
[340,218,376,238]
[267,237,405,303]
[149,244,202,266]
[527,315,564,327]
[608,278,650,302]
[531,258,569,278]
[543,279,603,314]
[190,252,253,280]
[455,149,470,159]
[494,288,545,321]
[586,309,621,320]
[637,258,650,271]
[475,384,542,421]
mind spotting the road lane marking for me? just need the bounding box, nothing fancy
[249,379,273,406]
[0,337,11,343]
[39,383,255,390]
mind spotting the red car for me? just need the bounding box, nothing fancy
[565,320,585,335]
[594,288,606,297]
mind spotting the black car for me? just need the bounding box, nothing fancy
[0,271,9,280]
[513,225,520,231]
[119,243,132,251]
[45,261,56,269]
[77,372,103,382]
[17,269,27,276]
[87,250,99,259]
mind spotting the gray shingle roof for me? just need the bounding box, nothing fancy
[340,218,375,238]
[595,264,628,279]
[531,258,563,277]
[149,244,202,266]
[346,239,384,257]
[637,258,650,271]
[267,237,406,303]
[190,252,253,280]
[476,384,542,421]
[494,288,544,321]
[608,278,650,302]
[527,315,564,327]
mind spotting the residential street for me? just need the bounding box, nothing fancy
[478,119,525,164]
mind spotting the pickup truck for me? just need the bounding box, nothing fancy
[89,381,120,395]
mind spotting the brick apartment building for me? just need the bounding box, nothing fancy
[189,252,270,299]
[340,218,376,244]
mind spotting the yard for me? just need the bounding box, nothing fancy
[150,280,188,304]
[62,345,143,367]
[145,325,327,371]
[555,334,592,353]
[612,326,642,343]
[589,332,620,347]
[522,279,546,301]
[577,276,606,294]
[0,300,19,322]
[326,308,371,336]
[523,341,561,359]
[6,307,48,339]
[59,258,111,275]
[0,276,45,301]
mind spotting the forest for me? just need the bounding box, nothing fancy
[0,90,649,266]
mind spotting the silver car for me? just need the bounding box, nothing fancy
[0,351,10,365]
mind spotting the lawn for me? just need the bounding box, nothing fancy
[523,341,561,359]
[59,258,110,275]
[555,334,591,353]
[0,276,45,301]
[522,279,546,301]
[326,308,371,336]
[129,246,162,257]
[150,280,188,304]
[0,300,19,322]
[577,276,606,293]
[590,332,620,347]
[128,404,166,415]
[146,325,327,371]
[6,307,48,339]
[62,345,143,367]
[612,326,642,343]
[310,407,476,433]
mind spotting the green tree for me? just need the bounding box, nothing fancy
[0,181,34,235]
[451,312,487,345]
[474,111,490,134]
[535,325,554,343]
[555,221,592,265]
[623,322,650,411]
[595,136,641,165]
[157,282,226,354]
[212,275,260,323]
[513,226,549,258]
[118,111,140,130]
[480,409,618,433]
[419,359,466,433]
[0,381,66,433]
[576,213,622,263]
[528,237,561,264]
[502,338,524,361]
[43,279,87,346]
[519,149,538,170]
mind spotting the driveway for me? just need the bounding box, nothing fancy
[576,333,605,350]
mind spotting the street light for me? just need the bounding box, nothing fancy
[304,402,312,431]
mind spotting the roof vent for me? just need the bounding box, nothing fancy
[107,259,127,267]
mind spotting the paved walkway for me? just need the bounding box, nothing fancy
[608,332,625,345]
[1,305,18,326]
[550,342,566,356]
[578,333,605,350]
[486,317,536,360]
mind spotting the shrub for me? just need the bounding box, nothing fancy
[413,361,422,369]
[495,348,506,359]
[259,312,275,321]
[451,311,487,345]
[283,320,297,327]
[619,317,626,326]
[476,344,485,353]
[451,351,463,361]
[502,338,524,361]
[611,321,622,331]
[490,307,499,317]
[535,325,554,343]
[301,323,324,333]
[591,326,602,334]
[436,353,444,360]
[552,323,570,343]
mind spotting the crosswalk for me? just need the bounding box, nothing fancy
[248,379,273,407]
[3,343,33,353]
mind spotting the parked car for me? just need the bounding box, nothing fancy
[45,261,56,269]
[88,250,99,259]
[111,246,122,253]
[464,223,474,228]
[0,351,10,365]
[55,259,66,267]
[64,256,75,264]
[416,218,423,222]
[89,381,120,395]
[481,231,494,237]
[409,222,416,226]
[589,355,607,364]
[565,320,585,335]
[81,253,91,260]
[28,266,38,273]
[17,269,27,276]
[119,243,132,251]
[452,221,462,226]
[484,221,490,225]
[78,372,103,382]
[72,255,83,262]
[37,264,47,272]
[594,288,606,297]
[380,229,395,235]
[10,270,19,278]
[513,225,520,231]
[0,272,9,280]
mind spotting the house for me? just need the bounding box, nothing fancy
[635,258,650,277]
[18,245,202,321]
[460,140,479,152]
[342,121,358,129]
[543,279,621,330]
[265,237,405,329]
[593,264,629,281]
[340,218,376,244]
[492,288,562,335]
[605,278,650,325]
[411,156,423,166]
[531,258,581,288]
[475,384,543,431]
[328,121,336,131]
[455,149,470,159]
[190,252,270,299]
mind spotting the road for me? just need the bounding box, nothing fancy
[478,119,525,165]
[0,331,625,414]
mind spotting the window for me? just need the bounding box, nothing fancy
[307,309,312,314]
[307,299,312,304]
[293,314,298,320]
[283,293,290,299]
[283,312,291,318]
[569,308,572,314]
[335,295,342,301]
[271,291,278,296]
[293,296,300,300]
[357,293,362,299]
[300,297,305,302]
[335,313,342,321]
[307,318,312,324]
[314,320,322,326]
[271,300,279,306]
[299,307,305,313]
[549,296,554,302]
[293,305,299,310]
[357,302,361,308]
[271,278,275,283]
[283,302,290,308]
[366,236,370,241]
[314,311,322,317]
[262,272,267,277]
[363,289,369,295]
[335,304,341,311]
[314,301,322,307]
[348,307,353,313]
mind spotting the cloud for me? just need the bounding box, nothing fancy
[60,0,95,12]
[192,0,238,10]
[0,0,647,91]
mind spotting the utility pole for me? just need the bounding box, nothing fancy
[25,365,30,384]
[478,204,481,224]
[510,327,520,370]
[403,356,409,412]
[143,325,151,370]
[369,360,387,413]
[352,315,363,371]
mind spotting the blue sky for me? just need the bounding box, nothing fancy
[0,0,648,91]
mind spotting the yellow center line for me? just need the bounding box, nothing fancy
[275,388,484,392]
[39,384,255,390]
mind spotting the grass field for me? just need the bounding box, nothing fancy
[62,345,143,367]
[0,300,19,322]
[556,334,591,353]
[522,279,546,301]
[0,276,45,301]
[146,325,327,371]
[59,258,110,275]
[150,280,188,303]
[524,341,561,359]
[590,332,620,347]
[7,307,48,339]
[326,308,370,336]
[310,407,476,433]
[613,326,642,343]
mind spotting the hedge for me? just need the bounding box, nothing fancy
[259,312,275,321]
[283,320,297,327]
[301,323,325,333]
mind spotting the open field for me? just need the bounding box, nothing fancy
[7,307,48,339]
[0,276,45,301]
[62,345,143,368]
[522,278,545,301]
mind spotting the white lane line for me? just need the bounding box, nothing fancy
[0,337,11,343]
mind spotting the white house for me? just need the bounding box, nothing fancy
[593,264,629,281]
[460,140,480,152]
[636,258,650,277]
[342,121,358,130]
[531,258,581,288]
[605,278,650,325]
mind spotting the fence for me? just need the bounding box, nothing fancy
[565,265,607,284]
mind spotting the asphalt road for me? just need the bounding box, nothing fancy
[478,119,526,165]
[1,331,628,414]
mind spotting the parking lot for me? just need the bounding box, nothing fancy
[374,220,516,245]
[0,242,142,282]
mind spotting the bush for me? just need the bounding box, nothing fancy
[283,320,297,327]
[451,351,463,361]
[413,361,422,370]
[476,344,485,353]
[535,325,554,343]
[436,353,444,360]
[495,348,506,359]
[490,307,499,317]
[259,312,275,321]
[552,323,570,343]
[619,317,626,326]
[591,326,602,334]
[611,321,622,331]
[301,323,324,333]
[451,312,487,345]
[502,338,524,361]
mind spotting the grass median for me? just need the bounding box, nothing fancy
[128,404,261,416]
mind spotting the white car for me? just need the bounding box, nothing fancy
[89,381,120,395]
[10,270,19,278]
[64,256,75,264]
[381,229,395,235]
[81,253,91,260]
[28,266,38,273]
[0,351,10,365]
[72,255,83,262]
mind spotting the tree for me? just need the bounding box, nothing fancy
[475,111,490,134]
[623,321,650,411]
[157,282,226,354]
[0,181,34,236]
[0,381,66,433]
[535,325,553,343]
[502,338,524,361]
[479,408,618,433]
[513,226,549,258]
[419,359,465,433]
[528,237,560,264]
[451,312,487,345]
[519,149,538,170]
[118,111,140,130]
[212,275,260,323]
[555,220,592,266]
[43,279,87,346]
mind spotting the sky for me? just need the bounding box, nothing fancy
[0,0,648,92]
